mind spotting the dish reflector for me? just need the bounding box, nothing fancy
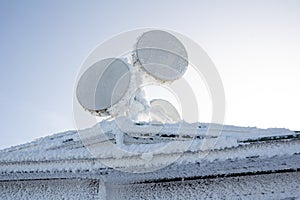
[76,58,131,112]
[150,99,180,123]
[136,30,188,81]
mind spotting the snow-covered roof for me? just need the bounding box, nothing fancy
[0,118,299,183]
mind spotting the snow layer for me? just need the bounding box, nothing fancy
[0,119,299,199]
[0,118,299,178]
[0,117,296,162]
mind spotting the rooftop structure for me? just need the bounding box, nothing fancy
[0,119,299,199]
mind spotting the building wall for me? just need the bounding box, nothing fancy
[0,179,101,200]
[1,172,299,199]
[107,172,300,200]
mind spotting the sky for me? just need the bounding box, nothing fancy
[0,0,300,149]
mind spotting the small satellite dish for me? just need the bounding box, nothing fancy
[136,30,188,81]
[150,99,180,123]
[76,58,131,113]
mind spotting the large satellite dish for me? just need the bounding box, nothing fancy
[136,30,188,81]
[76,58,131,113]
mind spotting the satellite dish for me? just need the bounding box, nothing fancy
[136,30,188,81]
[76,58,131,113]
[150,99,180,123]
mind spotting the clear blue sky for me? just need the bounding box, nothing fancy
[1,0,300,149]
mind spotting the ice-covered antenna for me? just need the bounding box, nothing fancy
[149,99,180,123]
[135,30,188,81]
[76,30,189,121]
[76,58,131,116]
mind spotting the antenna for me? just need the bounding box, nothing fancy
[135,30,188,81]
[76,58,131,116]
[150,99,180,123]
[76,30,189,122]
